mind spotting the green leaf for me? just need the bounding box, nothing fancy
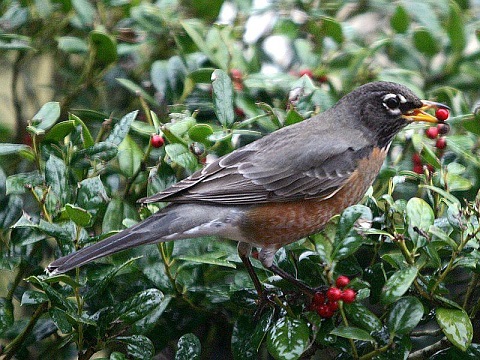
[436,308,473,351]
[175,333,201,360]
[131,121,156,137]
[406,197,434,248]
[165,143,198,172]
[321,17,343,43]
[72,142,118,167]
[212,69,235,128]
[188,124,213,144]
[267,317,309,360]
[115,335,155,360]
[332,205,372,261]
[45,120,77,141]
[413,28,439,57]
[57,36,88,54]
[72,0,95,27]
[232,313,273,360]
[117,135,143,178]
[32,102,61,131]
[0,143,29,156]
[102,198,138,233]
[0,297,14,335]
[0,195,23,229]
[387,296,424,335]
[177,253,237,269]
[90,30,117,65]
[105,110,138,146]
[344,302,382,332]
[6,171,43,195]
[45,154,68,206]
[447,2,466,54]
[77,176,109,222]
[391,5,410,33]
[21,290,48,305]
[65,204,92,227]
[70,113,94,148]
[330,326,375,342]
[49,307,73,333]
[284,109,304,126]
[381,266,418,304]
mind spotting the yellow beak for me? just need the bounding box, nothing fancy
[402,100,449,123]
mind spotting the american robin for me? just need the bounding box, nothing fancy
[48,81,446,294]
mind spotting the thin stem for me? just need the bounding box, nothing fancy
[157,243,180,294]
[2,303,48,360]
[339,302,359,359]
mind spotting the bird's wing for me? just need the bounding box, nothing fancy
[140,119,374,205]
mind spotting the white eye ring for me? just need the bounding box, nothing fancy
[383,94,400,109]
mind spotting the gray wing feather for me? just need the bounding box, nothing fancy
[140,118,373,205]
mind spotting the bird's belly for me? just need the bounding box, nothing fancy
[239,148,386,247]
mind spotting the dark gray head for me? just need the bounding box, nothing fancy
[334,81,444,148]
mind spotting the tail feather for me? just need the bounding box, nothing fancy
[47,204,219,275]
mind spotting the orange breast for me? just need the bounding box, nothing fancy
[240,147,387,248]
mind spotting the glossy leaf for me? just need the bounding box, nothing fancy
[65,204,92,227]
[175,333,201,360]
[76,176,109,222]
[188,124,213,144]
[0,195,23,229]
[45,120,76,141]
[49,307,73,333]
[406,197,434,248]
[436,308,473,351]
[21,290,48,305]
[267,317,309,360]
[212,69,235,128]
[45,154,68,206]
[387,296,424,335]
[32,102,61,131]
[0,297,14,335]
[232,313,273,360]
[102,198,138,233]
[381,266,418,304]
[105,110,138,146]
[344,302,382,332]
[118,135,143,178]
[447,2,466,54]
[57,36,88,54]
[165,143,198,172]
[115,335,155,360]
[330,326,375,342]
[69,113,94,148]
[90,30,117,65]
[0,143,31,156]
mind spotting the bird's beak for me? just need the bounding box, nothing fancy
[402,100,450,123]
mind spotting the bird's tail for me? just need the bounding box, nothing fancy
[47,204,221,275]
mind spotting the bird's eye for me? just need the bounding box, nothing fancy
[384,96,400,109]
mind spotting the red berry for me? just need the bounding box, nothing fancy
[435,137,447,149]
[425,127,439,139]
[335,276,350,289]
[317,304,334,318]
[326,287,342,302]
[413,164,424,174]
[426,164,435,172]
[298,69,313,78]
[313,292,326,305]
[412,153,422,165]
[341,288,356,303]
[150,134,164,148]
[328,301,339,312]
[435,108,449,121]
[437,123,450,135]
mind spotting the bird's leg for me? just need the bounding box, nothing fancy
[237,242,264,296]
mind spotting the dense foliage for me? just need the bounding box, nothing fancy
[1,0,480,359]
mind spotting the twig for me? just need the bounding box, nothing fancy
[408,338,450,359]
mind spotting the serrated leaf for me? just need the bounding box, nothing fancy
[115,335,155,360]
[105,110,138,146]
[32,102,61,131]
[65,204,92,227]
[436,308,473,351]
[21,290,48,305]
[387,296,424,335]
[267,317,309,360]
[406,197,434,248]
[118,134,143,177]
[175,333,201,360]
[102,198,138,233]
[381,266,418,304]
[45,154,68,206]
[344,302,382,332]
[330,326,375,342]
[212,69,235,128]
[165,143,198,172]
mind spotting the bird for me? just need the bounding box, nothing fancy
[47,81,446,294]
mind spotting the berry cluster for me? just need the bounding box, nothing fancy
[310,276,357,318]
[412,108,450,174]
